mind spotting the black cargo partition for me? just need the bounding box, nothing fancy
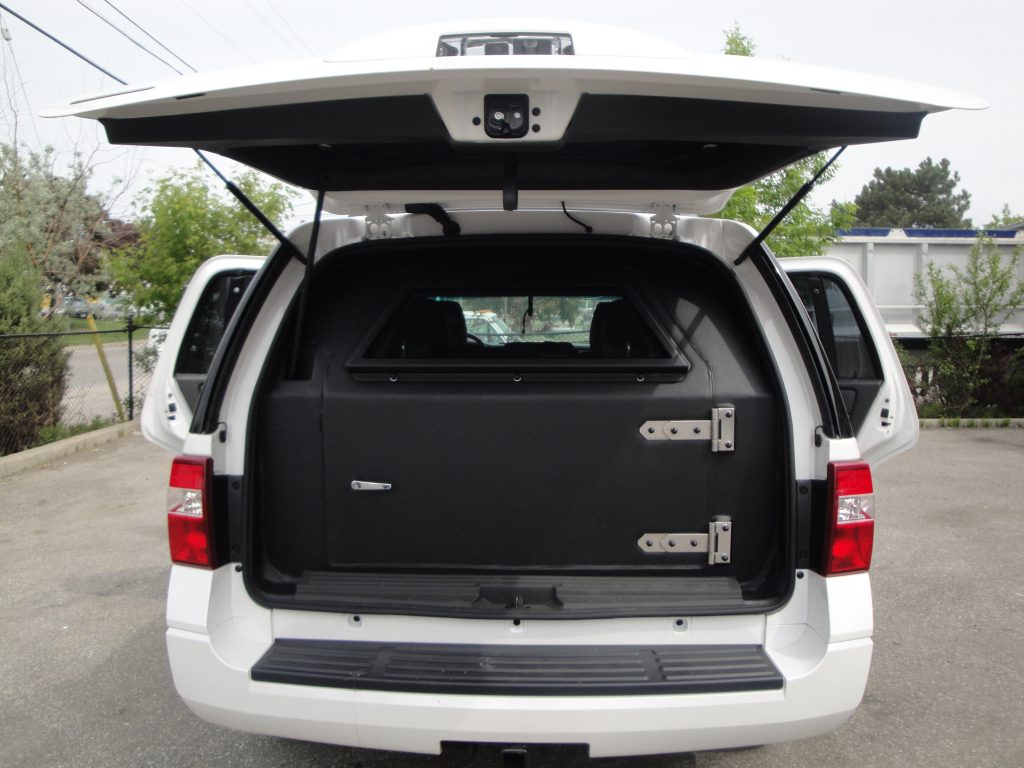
[251,236,788,612]
[322,382,721,569]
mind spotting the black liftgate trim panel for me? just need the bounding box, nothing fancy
[251,639,784,696]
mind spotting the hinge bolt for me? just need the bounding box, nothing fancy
[693,427,701,434]
[690,539,698,547]
[721,554,729,562]
[670,427,678,435]
[725,411,733,418]
[647,427,655,434]
[721,524,730,532]
[724,441,733,449]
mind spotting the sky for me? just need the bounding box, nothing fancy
[0,0,1020,228]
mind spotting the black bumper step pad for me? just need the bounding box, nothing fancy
[251,639,783,696]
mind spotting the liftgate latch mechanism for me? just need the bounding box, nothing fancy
[638,520,733,564]
[638,406,735,452]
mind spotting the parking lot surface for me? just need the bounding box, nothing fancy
[1,429,1022,767]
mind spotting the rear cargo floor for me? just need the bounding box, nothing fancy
[291,572,751,618]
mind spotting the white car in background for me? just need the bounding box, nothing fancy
[463,310,518,345]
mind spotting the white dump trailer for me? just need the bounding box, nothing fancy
[824,227,1024,340]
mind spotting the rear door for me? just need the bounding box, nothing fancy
[141,255,262,453]
[47,25,981,216]
[783,256,918,465]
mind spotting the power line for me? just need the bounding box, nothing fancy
[0,1,300,259]
[0,2,126,84]
[260,0,314,56]
[177,0,257,64]
[240,0,304,58]
[100,0,197,72]
[0,17,44,146]
[75,0,183,75]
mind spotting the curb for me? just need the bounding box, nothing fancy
[919,418,1024,429]
[0,421,139,480]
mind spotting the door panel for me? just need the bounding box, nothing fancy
[140,256,262,453]
[783,257,918,465]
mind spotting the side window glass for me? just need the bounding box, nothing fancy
[823,279,879,380]
[789,273,880,381]
[176,272,254,375]
[793,279,818,327]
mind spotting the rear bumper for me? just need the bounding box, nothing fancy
[165,565,874,756]
[168,628,870,756]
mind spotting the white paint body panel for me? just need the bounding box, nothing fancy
[45,19,982,216]
[167,566,872,756]
[140,255,266,454]
[782,256,920,466]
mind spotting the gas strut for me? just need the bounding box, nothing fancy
[195,152,306,263]
[733,145,847,266]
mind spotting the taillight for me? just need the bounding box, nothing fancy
[823,461,874,575]
[167,456,217,568]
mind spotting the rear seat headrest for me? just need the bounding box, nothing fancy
[391,298,466,358]
[589,299,656,358]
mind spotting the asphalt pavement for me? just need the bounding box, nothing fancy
[1,429,1022,767]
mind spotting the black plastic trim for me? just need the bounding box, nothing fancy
[191,247,288,435]
[289,573,756,620]
[795,480,813,569]
[100,94,925,192]
[809,478,830,574]
[751,245,851,439]
[251,639,783,696]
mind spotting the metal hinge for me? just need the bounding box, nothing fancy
[365,204,394,239]
[650,203,679,239]
[639,405,735,452]
[637,520,733,564]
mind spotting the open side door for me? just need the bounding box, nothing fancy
[783,256,918,465]
[141,255,263,453]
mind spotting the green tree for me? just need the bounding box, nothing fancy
[110,165,296,320]
[985,204,1023,229]
[853,157,972,228]
[0,144,115,299]
[0,251,68,455]
[711,24,855,257]
[913,237,1024,415]
[0,142,109,452]
[722,22,756,56]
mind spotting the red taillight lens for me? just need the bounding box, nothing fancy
[823,461,874,575]
[167,455,216,568]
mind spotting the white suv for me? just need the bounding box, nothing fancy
[51,20,977,760]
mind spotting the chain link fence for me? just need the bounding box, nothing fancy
[0,320,167,456]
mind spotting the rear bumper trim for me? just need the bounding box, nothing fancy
[250,639,783,696]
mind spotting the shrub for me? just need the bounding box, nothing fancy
[913,237,1024,416]
[0,254,69,455]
